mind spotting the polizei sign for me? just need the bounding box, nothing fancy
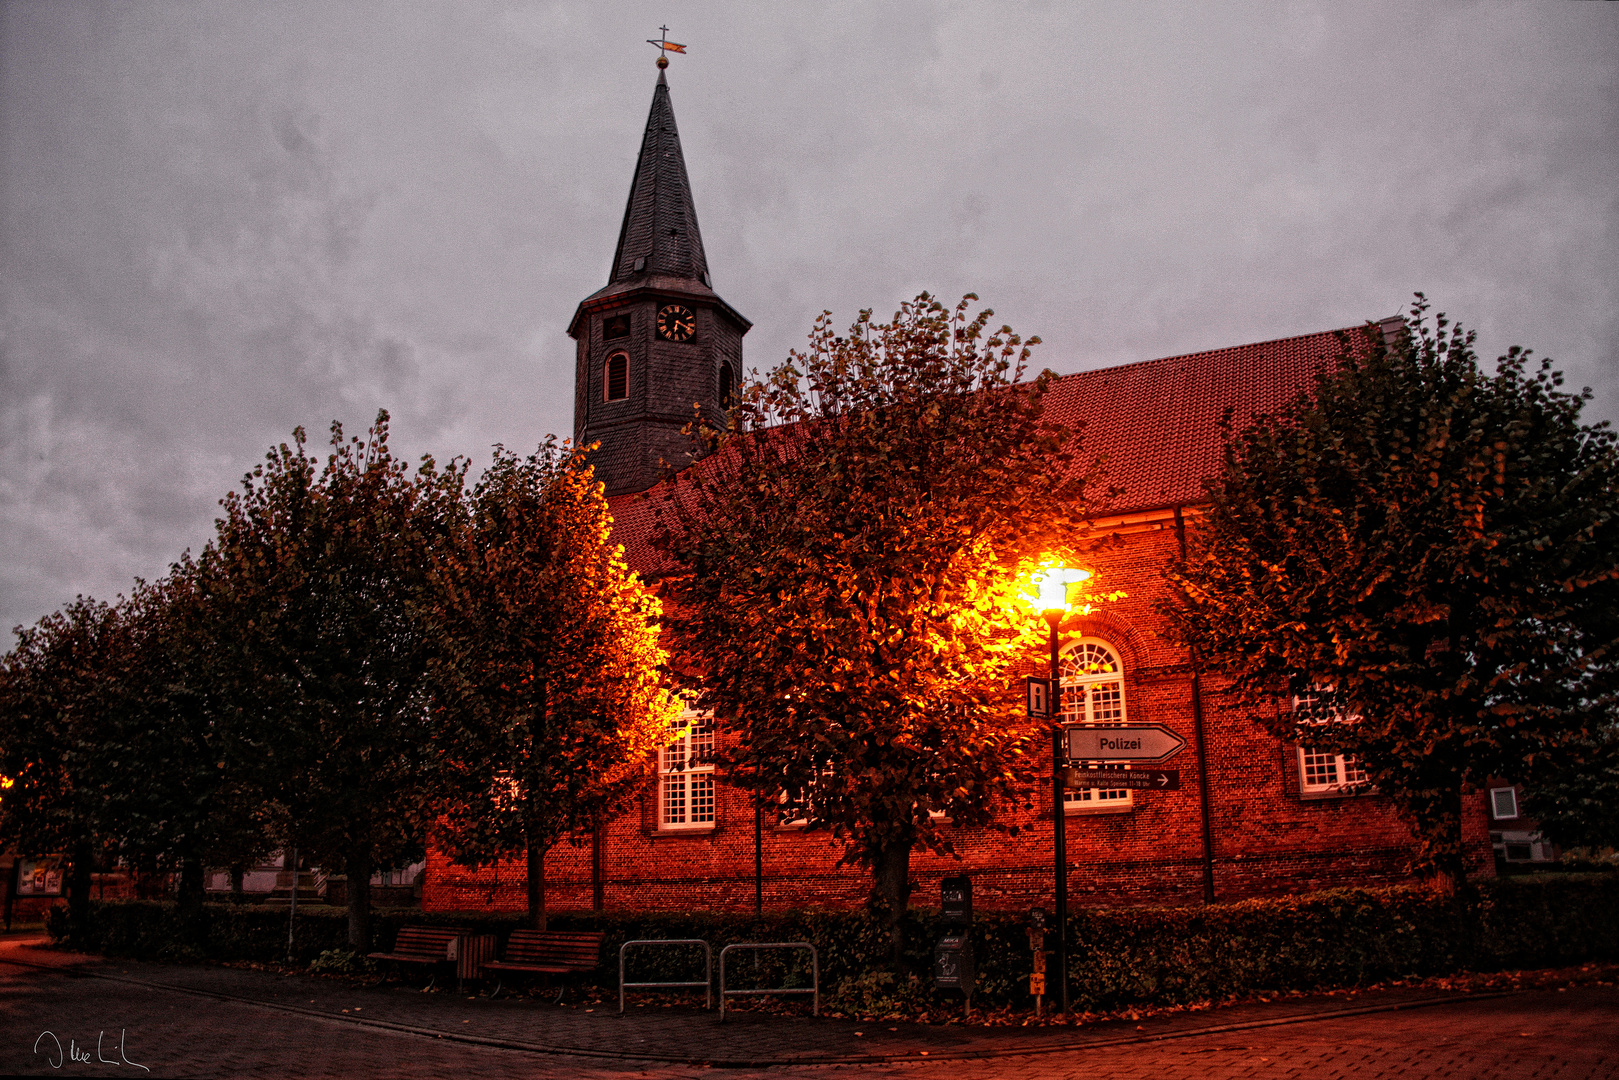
[1065,724,1187,763]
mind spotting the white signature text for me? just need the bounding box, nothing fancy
[33,1029,148,1072]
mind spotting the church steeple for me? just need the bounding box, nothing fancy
[569,69,749,498]
[608,70,710,286]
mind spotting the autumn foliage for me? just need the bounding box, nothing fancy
[657,293,1101,954]
[429,441,675,930]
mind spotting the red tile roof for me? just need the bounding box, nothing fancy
[1043,325,1355,513]
[606,325,1361,576]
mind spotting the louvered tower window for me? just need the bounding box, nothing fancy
[605,352,629,401]
[719,364,735,409]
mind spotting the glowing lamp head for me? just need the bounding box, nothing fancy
[1031,565,1093,614]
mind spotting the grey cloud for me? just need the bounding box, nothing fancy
[2,0,1615,635]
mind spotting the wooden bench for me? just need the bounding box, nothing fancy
[368,925,493,991]
[480,930,604,998]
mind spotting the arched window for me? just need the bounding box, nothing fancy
[1060,640,1126,725]
[605,352,629,401]
[718,364,734,409]
[1059,638,1133,811]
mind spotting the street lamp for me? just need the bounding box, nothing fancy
[1030,564,1091,1014]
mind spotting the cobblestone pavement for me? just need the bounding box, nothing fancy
[1,938,1614,1079]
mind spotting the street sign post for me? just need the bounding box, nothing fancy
[1065,724,1187,763]
[1063,768,1179,791]
[1025,676,1054,720]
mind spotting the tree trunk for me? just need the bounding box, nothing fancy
[177,856,206,948]
[67,837,95,930]
[526,841,547,932]
[229,865,246,904]
[1400,780,1468,898]
[871,839,913,970]
[3,858,17,931]
[345,849,374,952]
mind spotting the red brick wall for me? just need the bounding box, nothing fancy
[423,517,1496,915]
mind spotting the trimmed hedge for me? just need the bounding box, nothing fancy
[48,875,1619,1011]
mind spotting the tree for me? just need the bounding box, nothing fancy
[1522,722,1619,855]
[1162,297,1619,894]
[208,411,464,949]
[99,560,275,939]
[658,293,1100,960]
[0,597,128,927]
[0,571,272,945]
[428,442,674,930]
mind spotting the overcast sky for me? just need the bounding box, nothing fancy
[2,1,1615,636]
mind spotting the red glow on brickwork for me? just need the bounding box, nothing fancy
[424,326,1496,916]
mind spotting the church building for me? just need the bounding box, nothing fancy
[423,67,1504,916]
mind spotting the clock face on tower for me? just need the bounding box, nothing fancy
[656,304,697,342]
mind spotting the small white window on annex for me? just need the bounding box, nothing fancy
[659,704,716,831]
[1060,638,1133,812]
[1291,684,1368,797]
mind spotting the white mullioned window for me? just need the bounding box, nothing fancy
[1292,684,1368,795]
[660,706,716,831]
[1060,639,1133,810]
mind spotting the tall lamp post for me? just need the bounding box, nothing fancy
[1033,566,1090,1015]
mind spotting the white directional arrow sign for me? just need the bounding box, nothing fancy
[1065,724,1187,763]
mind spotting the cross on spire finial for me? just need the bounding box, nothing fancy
[647,25,686,69]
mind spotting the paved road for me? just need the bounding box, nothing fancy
[1,942,1613,1079]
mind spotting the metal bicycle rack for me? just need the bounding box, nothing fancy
[618,939,713,1013]
[717,942,819,1020]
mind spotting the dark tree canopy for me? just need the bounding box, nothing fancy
[2,411,678,945]
[0,597,127,924]
[207,411,465,949]
[0,567,276,938]
[1522,725,1619,855]
[102,562,276,932]
[1163,297,1619,892]
[658,293,1102,955]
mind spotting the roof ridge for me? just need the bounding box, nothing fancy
[1048,324,1363,384]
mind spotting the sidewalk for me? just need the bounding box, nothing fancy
[1,934,1590,1068]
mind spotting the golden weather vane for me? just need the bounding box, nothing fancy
[647,25,686,69]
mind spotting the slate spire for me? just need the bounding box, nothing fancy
[609,70,710,286]
[569,66,747,498]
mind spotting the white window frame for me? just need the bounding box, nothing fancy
[659,706,716,832]
[1490,786,1520,820]
[1291,683,1369,797]
[1492,828,1552,862]
[1296,746,1369,795]
[1060,638,1133,813]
